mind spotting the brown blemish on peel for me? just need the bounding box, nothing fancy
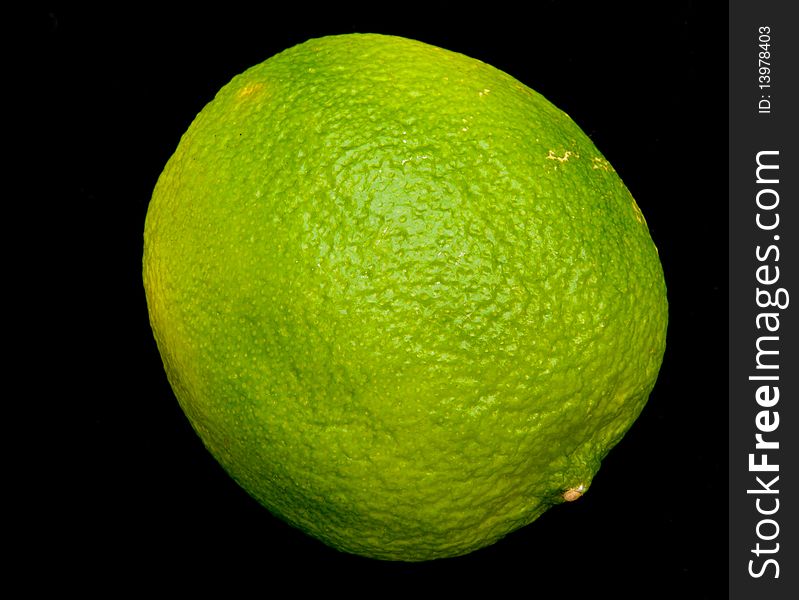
[563,484,586,502]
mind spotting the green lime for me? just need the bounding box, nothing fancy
[143,33,667,561]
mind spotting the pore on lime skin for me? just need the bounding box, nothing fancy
[144,33,667,561]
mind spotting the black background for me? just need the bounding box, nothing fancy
[36,3,727,595]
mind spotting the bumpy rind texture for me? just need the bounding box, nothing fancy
[143,34,668,561]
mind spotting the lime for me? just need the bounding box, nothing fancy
[143,33,668,561]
